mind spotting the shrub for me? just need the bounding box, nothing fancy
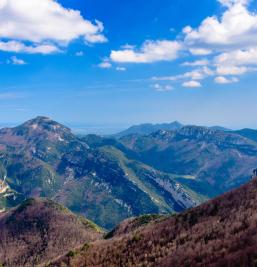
[67,250,76,257]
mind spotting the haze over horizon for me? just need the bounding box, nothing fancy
[0,0,257,129]
[0,117,256,135]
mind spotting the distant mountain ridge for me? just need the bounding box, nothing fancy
[114,121,231,138]
[114,121,183,138]
[232,128,257,143]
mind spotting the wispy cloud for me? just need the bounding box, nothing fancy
[152,83,173,92]
[182,59,209,67]
[98,61,112,69]
[75,51,84,57]
[7,56,27,65]
[116,67,126,71]
[0,92,23,100]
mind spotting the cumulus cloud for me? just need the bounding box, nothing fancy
[215,48,257,66]
[0,0,106,54]
[183,0,257,49]
[214,48,257,76]
[214,76,239,84]
[216,65,250,75]
[182,81,202,88]
[151,0,257,87]
[110,40,182,63]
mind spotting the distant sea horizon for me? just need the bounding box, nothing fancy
[0,121,128,135]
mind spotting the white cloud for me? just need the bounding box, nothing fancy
[0,0,106,54]
[169,0,257,85]
[153,66,214,81]
[189,48,213,56]
[182,81,202,88]
[216,65,249,75]
[116,67,126,71]
[218,0,249,7]
[8,56,26,65]
[152,83,173,92]
[182,59,209,66]
[0,41,59,54]
[184,0,257,49]
[110,40,182,63]
[121,44,135,50]
[214,76,239,83]
[215,48,257,66]
[75,51,84,57]
[98,62,112,69]
[214,47,257,75]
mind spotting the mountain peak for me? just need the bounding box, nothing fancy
[16,116,72,136]
[29,115,52,122]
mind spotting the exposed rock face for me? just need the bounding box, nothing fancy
[119,126,257,196]
[0,198,103,267]
[0,117,200,229]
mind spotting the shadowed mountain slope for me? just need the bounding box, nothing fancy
[0,198,103,267]
[233,128,257,143]
[47,175,257,267]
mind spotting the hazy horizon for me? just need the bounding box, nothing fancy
[1,117,256,135]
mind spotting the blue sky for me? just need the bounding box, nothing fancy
[0,0,257,132]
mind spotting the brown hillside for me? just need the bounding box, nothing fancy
[0,198,103,267]
[48,176,257,267]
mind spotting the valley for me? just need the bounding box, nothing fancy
[0,117,257,266]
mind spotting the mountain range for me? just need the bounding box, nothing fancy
[114,121,230,138]
[118,126,257,197]
[0,117,257,230]
[0,117,202,229]
[0,117,257,266]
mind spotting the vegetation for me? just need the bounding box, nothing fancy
[0,198,103,267]
[0,117,204,230]
[47,177,257,267]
